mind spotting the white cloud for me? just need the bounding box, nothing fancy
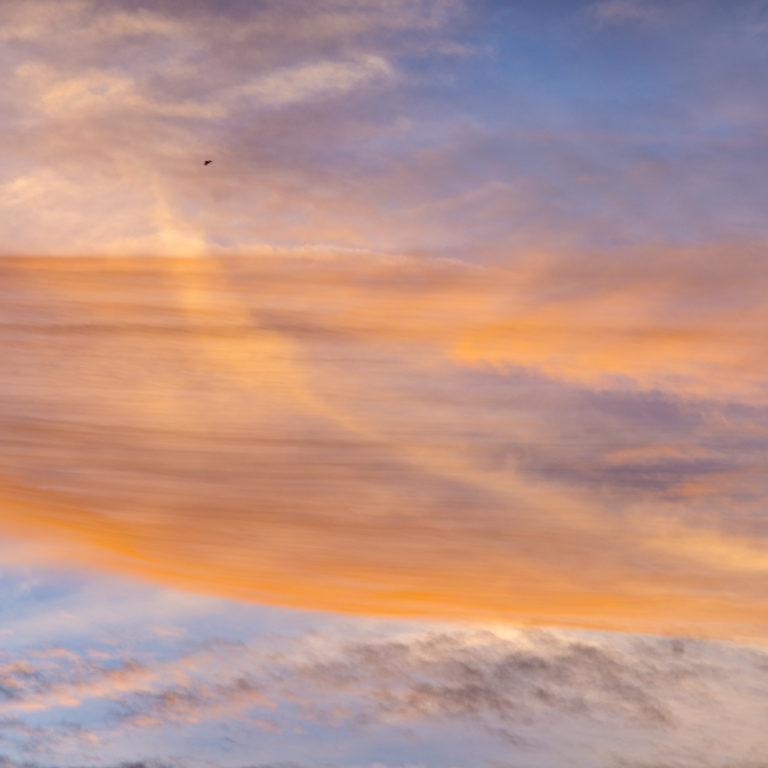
[237,54,394,108]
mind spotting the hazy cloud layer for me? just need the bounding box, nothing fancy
[2,0,768,255]
[0,0,472,255]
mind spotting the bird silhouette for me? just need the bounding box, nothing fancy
[204,160,212,166]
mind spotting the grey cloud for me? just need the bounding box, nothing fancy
[288,632,676,732]
[113,675,265,727]
[0,719,101,760]
[618,763,768,768]
[4,626,768,767]
[0,762,305,768]
[25,630,684,738]
[0,762,307,768]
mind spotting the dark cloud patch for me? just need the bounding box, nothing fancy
[290,631,678,735]
[113,675,265,727]
[0,649,149,709]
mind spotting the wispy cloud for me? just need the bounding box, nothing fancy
[0,254,767,634]
[2,0,767,257]
[2,616,768,768]
[588,0,665,24]
[234,54,395,107]
[0,0,467,254]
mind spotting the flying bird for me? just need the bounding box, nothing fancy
[204,160,212,166]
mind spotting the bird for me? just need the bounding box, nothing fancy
[204,160,212,166]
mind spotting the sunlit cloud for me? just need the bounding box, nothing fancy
[0,253,766,635]
[1,0,768,634]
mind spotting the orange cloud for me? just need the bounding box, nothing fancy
[0,253,767,637]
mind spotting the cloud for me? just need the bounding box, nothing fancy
[234,54,394,107]
[289,632,674,729]
[0,0,468,255]
[1,0,768,637]
[2,623,768,767]
[588,0,664,24]
[1,0,767,262]
[0,763,304,768]
[0,251,767,635]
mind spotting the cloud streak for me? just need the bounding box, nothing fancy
[0,254,767,634]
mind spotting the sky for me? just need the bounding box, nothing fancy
[1,0,768,766]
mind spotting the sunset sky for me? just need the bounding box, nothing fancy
[1,1,768,766]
